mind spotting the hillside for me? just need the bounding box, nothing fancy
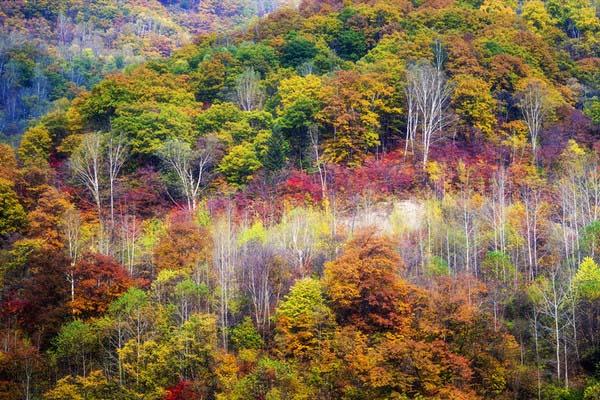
[0,0,293,137]
[1,0,600,399]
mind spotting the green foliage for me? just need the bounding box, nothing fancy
[170,313,218,383]
[426,256,451,277]
[482,251,516,282]
[18,126,52,166]
[584,380,600,400]
[330,9,368,62]
[0,179,27,240]
[230,317,264,350]
[238,220,268,245]
[581,221,600,256]
[574,258,600,301]
[228,357,310,400]
[218,142,263,185]
[280,32,318,68]
[234,42,280,75]
[51,320,97,372]
[541,384,583,400]
[196,103,244,136]
[522,0,556,33]
[113,103,195,156]
[109,287,149,316]
[275,278,335,359]
[584,99,600,125]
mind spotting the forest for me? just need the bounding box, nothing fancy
[0,0,289,138]
[1,0,600,399]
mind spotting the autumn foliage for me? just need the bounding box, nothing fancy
[0,0,599,399]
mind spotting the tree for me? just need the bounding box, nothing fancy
[276,74,323,167]
[230,317,264,351]
[516,78,559,164]
[169,314,218,384]
[10,247,70,346]
[274,207,323,275]
[70,133,103,222]
[51,320,97,377]
[522,0,556,33]
[574,257,600,302]
[405,62,452,166]
[158,137,216,212]
[44,370,131,400]
[105,132,128,228]
[317,71,395,165]
[71,254,134,318]
[529,271,572,384]
[238,236,286,334]
[451,74,496,139]
[235,68,264,112]
[0,144,18,181]
[0,178,26,242]
[192,56,227,104]
[218,140,265,186]
[212,213,238,350]
[323,230,408,332]
[584,99,600,125]
[60,207,84,310]
[27,186,72,250]
[112,103,195,157]
[280,32,317,67]
[0,329,45,400]
[154,221,210,272]
[69,132,127,250]
[18,125,52,167]
[274,278,335,360]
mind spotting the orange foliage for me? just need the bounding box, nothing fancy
[323,230,410,333]
[71,254,134,317]
[154,219,211,271]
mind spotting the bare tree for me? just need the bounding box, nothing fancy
[405,81,419,157]
[71,133,103,216]
[240,242,276,333]
[405,62,452,166]
[309,125,327,199]
[213,211,238,350]
[61,208,83,313]
[533,269,571,384]
[432,39,446,71]
[235,68,264,111]
[158,137,216,212]
[559,150,600,268]
[518,81,551,164]
[70,133,106,251]
[119,214,140,275]
[106,132,128,228]
[275,207,318,275]
[70,132,127,253]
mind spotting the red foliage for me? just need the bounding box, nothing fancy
[280,170,323,204]
[3,249,70,347]
[279,151,417,207]
[427,142,501,190]
[329,149,416,200]
[72,254,134,318]
[119,167,170,218]
[163,380,205,400]
[539,108,594,165]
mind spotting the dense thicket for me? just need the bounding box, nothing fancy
[1,0,600,399]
